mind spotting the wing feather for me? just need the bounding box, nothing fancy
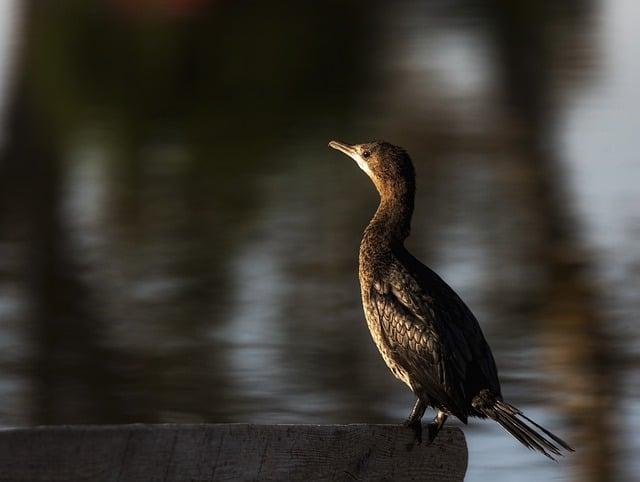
[371,263,472,422]
[396,249,501,397]
[370,249,504,422]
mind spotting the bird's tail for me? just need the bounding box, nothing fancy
[472,389,574,460]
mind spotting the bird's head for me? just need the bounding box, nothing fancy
[328,140,415,198]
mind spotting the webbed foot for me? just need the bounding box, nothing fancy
[426,410,448,444]
[403,398,427,446]
[403,418,423,445]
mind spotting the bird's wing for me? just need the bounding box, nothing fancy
[400,250,501,398]
[427,278,501,399]
[370,261,478,422]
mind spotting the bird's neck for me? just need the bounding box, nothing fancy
[363,184,415,249]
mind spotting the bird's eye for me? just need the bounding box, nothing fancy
[362,150,371,158]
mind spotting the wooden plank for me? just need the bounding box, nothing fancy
[0,424,467,481]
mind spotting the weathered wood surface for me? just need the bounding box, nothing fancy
[0,423,467,481]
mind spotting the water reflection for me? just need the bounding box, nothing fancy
[0,1,638,481]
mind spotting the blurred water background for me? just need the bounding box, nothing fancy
[0,1,639,480]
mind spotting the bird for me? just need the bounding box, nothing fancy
[328,139,573,459]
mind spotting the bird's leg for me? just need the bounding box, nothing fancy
[403,398,427,444]
[426,410,448,444]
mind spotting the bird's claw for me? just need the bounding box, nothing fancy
[403,419,423,445]
[403,419,442,447]
[426,423,439,444]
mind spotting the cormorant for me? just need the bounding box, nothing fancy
[328,140,573,459]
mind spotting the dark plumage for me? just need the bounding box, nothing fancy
[329,140,573,459]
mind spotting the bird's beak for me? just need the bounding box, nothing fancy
[328,140,358,159]
[329,139,375,180]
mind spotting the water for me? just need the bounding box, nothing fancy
[0,1,638,480]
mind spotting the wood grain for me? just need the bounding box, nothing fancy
[0,424,467,481]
